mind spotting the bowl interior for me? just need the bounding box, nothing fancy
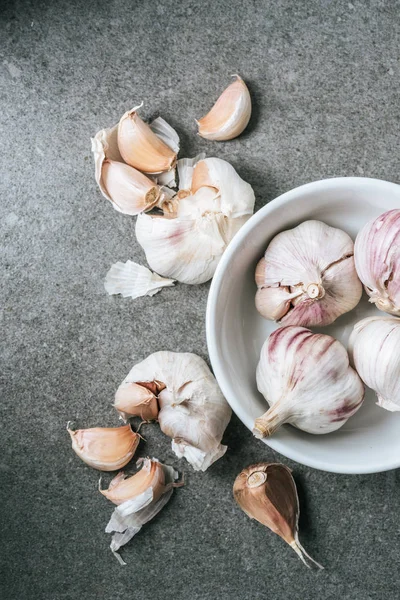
[207,177,400,474]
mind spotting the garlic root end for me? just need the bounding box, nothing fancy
[290,536,324,570]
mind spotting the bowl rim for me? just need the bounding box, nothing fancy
[206,176,400,474]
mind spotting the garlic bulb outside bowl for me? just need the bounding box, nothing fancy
[349,316,400,412]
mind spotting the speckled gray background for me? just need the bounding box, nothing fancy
[1,0,400,598]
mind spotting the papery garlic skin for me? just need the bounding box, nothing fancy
[91,126,161,215]
[118,106,177,174]
[103,458,181,565]
[67,424,139,471]
[254,326,364,437]
[255,220,362,327]
[197,75,251,141]
[104,260,175,299]
[136,157,255,284]
[119,352,232,470]
[348,316,400,412]
[233,463,323,569]
[114,380,160,421]
[354,210,400,316]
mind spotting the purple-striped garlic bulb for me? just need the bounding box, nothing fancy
[255,220,362,327]
[354,209,400,316]
[253,326,365,438]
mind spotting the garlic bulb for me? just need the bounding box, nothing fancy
[254,326,364,438]
[102,457,182,564]
[349,316,400,412]
[118,105,178,174]
[136,156,255,284]
[104,260,175,299]
[67,423,139,471]
[255,220,362,327]
[197,75,251,141]
[233,463,323,569]
[114,380,161,421]
[118,351,232,470]
[354,209,400,316]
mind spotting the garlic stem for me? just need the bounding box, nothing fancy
[253,401,288,438]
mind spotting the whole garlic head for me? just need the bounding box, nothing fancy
[119,351,232,471]
[354,209,400,316]
[255,220,362,327]
[254,326,364,437]
[136,156,255,284]
[348,316,400,412]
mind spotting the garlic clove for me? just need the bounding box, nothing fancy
[104,458,182,564]
[255,220,362,327]
[176,153,206,194]
[67,423,139,471]
[119,352,232,470]
[104,260,175,299]
[354,209,400,316]
[197,75,251,141]
[233,463,323,569]
[348,316,400,411]
[114,381,159,421]
[99,457,166,505]
[118,106,177,174]
[254,326,364,437]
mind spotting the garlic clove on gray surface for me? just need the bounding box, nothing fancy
[354,209,400,316]
[118,105,178,174]
[254,326,364,438]
[197,75,251,141]
[233,463,323,569]
[348,316,400,411]
[67,423,139,471]
[104,260,175,299]
[114,380,159,421]
[255,220,362,327]
[103,458,182,565]
[118,351,232,470]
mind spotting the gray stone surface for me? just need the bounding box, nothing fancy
[1,0,400,598]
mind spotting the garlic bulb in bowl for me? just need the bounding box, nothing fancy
[349,316,400,412]
[255,220,362,327]
[253,326,365,438]
[354,209,400,316]
[136,156,255,284]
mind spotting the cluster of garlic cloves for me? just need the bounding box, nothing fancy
[197,75,251,141]
[354,209,400,316]
[349,316,400,412]
[117,351,232,471]
[67,423,140,471]
[255,220,362,327]
[101,457,182,565]
[254,326,364,438]
[233,463,323,569]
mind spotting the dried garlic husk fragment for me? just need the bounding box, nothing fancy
[197,75,251,141]
[255,221,362,327]
[102,457,182,565]
[233,463,323,569]
[354,209,400,316]
[136,156,255,284]
[118,351,232,470]
[349,316,400,412]
[67,423,139,471]
[254,326,364,438]
[104,260,175,299]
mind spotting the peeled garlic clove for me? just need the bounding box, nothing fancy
[255,220,362,327]
[354,209,400,316]
[114,381,159,421]
[119,352,231,470]
[197,75,251,141]
[348,316,400,411]
[103,458,181,565]
[67,423,139,471]
[254,326,364,438]
[233,463,323,569]
[104,260,175,299]
[118,106,178,174]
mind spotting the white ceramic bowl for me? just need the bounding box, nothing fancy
[207,177,400,474]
